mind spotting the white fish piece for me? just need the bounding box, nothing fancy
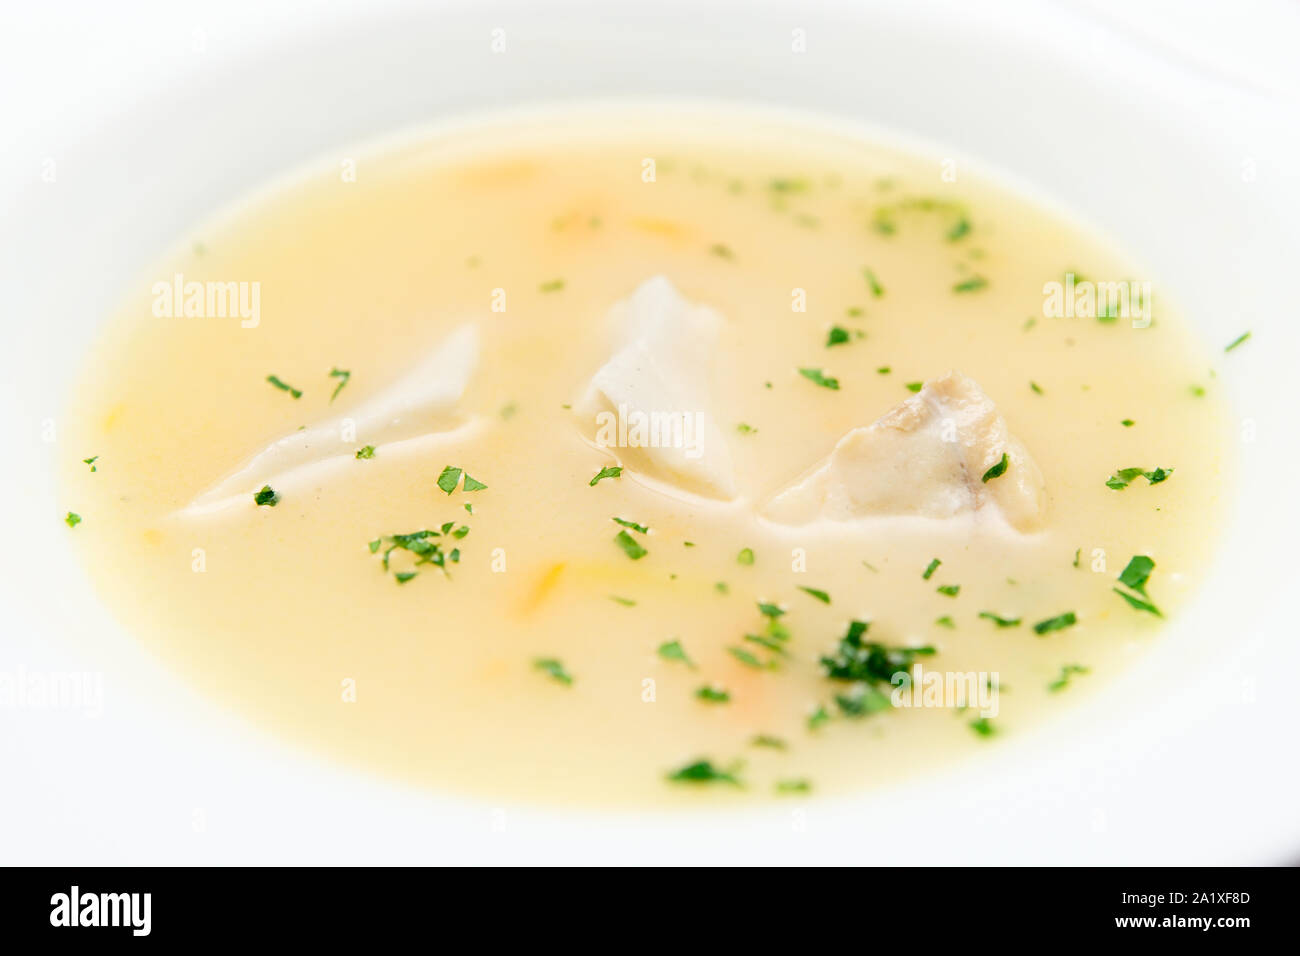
[764,370,1047,531]
[576,276,737,500]
[178,323,480,516]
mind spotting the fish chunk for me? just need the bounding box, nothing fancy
[178,323,480,515]
[575,277,736,500]
[764,371,1046,531]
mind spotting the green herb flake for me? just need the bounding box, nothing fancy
[657,640,695,668]
[64,511,82,528]
[757,602,785,618]
[736,422,757,435]
[589,465,623,486]
[709,243,734,260]
[968,717,996,737]
[727,646,766,669]
[534,657,573,685]
[1121,419,1135,427]
[922,558,941,580]
[978,612,1022,628]
[1117,555,1155,595]
[82,456,98,472]
[936,584,960,597]
[695,685,731,704]
[254,485,280,507]
[826,325,851,347]
[1113,588,1162,617]
[953,275,988,293]
[614,529,648,560]
[935,615,955,629]
[737,548,755,566]
[1032,612,1078,636]
[436,466,462,494]
[751,734,787,750]
[862,268,885,297]
[666,759,741,786]
[799,586,831,604]
[798,367,840,390]
[393,571,417,584]
[462,473,488,492]
[1048,664,1090,693]
[612,517,649,534]
[266,374,302,399]
[609,595,637,606]
[981,452,1009,483]
[807,705,831,731]
[538,278,565,293]
[1029,381,1044,395]
[328,367,351,402]
[776,779,812,794]
[905,381,923,393]
[1106,467,1173,490]
[355,445,375,459]
[820,620,935,685]
[1224,331,1251,353]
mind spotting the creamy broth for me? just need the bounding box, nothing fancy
[62,110,1231,806]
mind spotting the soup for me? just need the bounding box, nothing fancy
[61,109,1232,806]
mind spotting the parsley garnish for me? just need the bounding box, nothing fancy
[923,558,941,580]
[612,517,649,533]
[328,367,351,402]
[1048,664,1090,692]
[1032,612,1077,635]
[355,445,375,459]
[82,456,98,472]
[776,779,812,794]
[695,685,731,704]
[953,275,988,293]
[64,511,81,528]
[534,658,573,685]
[1224,331,1251,353]
[968,717,996,737]
[862,267,884,297]
[614,529,647,560]
[799,586,831,604]
[657,640,695,667]
[254,485,279,507]
[820,620,935,684]
[978,612,1021,628]
[589,465,622,486]
[1105,467,1173,490]
[798,367,840,390]
[937,584,960,597]
[826,325,850,347]
[437,466,487,493]
[751,734,787,749]
[737,548,755,566]
[981,452,1009,483]
[266,374,301,399]
[538,278,565,293]
[666,759,742,786]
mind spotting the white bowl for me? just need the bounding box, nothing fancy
[3,0,1298,864]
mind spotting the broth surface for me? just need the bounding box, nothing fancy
[62,110,1231,806]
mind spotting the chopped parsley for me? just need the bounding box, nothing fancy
[936,584,960,597]
[862,267,884,298]
[82,456,98,472]
[826,325,851,347]
[922,558,941,580]
[266,374,301,399]
[614,529,647,560]
[695,685,731,704]
[538,278,565,293]
[905,381,923,393]
[751,734,787,749]
[968,717,996,737]
[728,646,767,669]
[328,367,351,402]
[981,453,1009,483]
[393,571,417,584]
[947,216,971,242]
[609,595,637,606]
[436,466,488,494]
[709,243,734,260]
[1113,587,1162,617]
[657,640,695,667]
[1224,331,1251,352]
[935,615,955,628]
[1121,419,1135,427]
[807,705,831,731]
[775,779,812,794]
[799,586,831,604]
[666,759,742,786]
[737,547,755,566]
[612,517,649,533]
[1117,555,1155,595]
[370,526,465,580]
[589,465,623,486]
[757,602,785,618]
[820,620,935,684]
[798,367,840,390]
[1105,467,1173,490]
[736,422,757,435]
[64,511,81,528]
[1048,664,1090,692]
[835,685,892,718]
[1032,612,1078,635]
[534,658,573,685]
[1029,381,1044,395]
[952,275,988,293]
[355,445,375,459]
[254,485,279,507]
[978,612,1022,628]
